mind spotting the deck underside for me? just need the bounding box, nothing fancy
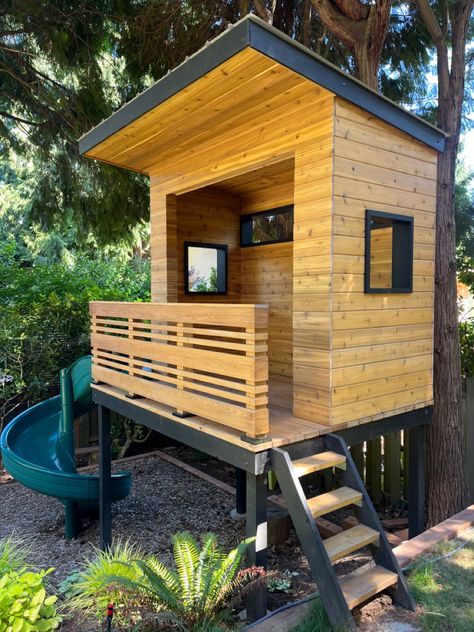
[93,374,429,453]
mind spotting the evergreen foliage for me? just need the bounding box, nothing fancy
[3,1,470,244]
[68,533,261,631]
[0,241,150,428]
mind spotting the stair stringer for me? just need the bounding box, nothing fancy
[270,447,357,632]
[325,433,416,611]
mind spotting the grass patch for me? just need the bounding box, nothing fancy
[407,536,474,632]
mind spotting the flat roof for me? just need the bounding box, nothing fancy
[79,14,445,156]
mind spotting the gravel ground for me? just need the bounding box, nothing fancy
[0,453,247,587]
[0,452,414,631]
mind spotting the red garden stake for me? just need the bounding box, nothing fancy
[106,603,114,632]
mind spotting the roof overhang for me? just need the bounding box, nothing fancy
[79,14,445,165]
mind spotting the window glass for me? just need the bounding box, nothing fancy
[369,218,393,289]
[241,206,293,246]
[185,243,227,294]
[365,211,413,293]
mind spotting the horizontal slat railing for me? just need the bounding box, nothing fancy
[89,302,269,439]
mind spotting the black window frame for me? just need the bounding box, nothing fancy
[364,210,414,294]
[240,205,294,247]
[184,242,228,295]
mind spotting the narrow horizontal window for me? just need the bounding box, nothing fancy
[365,210,413,293]
[184,242,227,295]
[241,205,293,247]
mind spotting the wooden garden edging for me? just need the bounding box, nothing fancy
[394,504,474,568]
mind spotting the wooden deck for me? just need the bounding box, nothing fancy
[93,374,359,453]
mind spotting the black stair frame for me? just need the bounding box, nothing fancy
[325,433,415,611]
[271,447,356,631]
[270,433,415,632]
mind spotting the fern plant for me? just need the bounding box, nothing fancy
[69,533,262,631]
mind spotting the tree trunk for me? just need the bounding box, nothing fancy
[353,40,379,90]
[428,133,467,525]
[302,0,311,46]
[416,0,472,526]
[310,0,390,88]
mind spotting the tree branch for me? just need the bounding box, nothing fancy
[332,0,369,22]
[368,0,392,60]
[253,0,273,22]
[310,0,364,50]
[0,110,42,126]
[415,0,450,96]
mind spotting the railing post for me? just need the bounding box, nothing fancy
[126,317,137,399]
[172,321,194,419]
[241,307,269,443]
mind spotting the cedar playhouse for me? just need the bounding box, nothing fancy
[79,15,444,631]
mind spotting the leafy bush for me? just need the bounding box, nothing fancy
[460,320,474,378]
[69,533,262,631]
[0,241,150,443]
[0,537,61,631]
[0,569,60,631]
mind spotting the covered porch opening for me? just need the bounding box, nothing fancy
[167,157,295,416]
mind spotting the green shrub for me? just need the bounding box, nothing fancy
[0,568,61,631]
[0,537,61,632]
[69,533,262,631]
[0,242,151,456]
[459,319,474,378]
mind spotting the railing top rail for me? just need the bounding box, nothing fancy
[89,301,269,329]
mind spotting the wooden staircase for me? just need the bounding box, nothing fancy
[270,434,415,631]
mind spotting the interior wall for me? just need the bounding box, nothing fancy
[239,178,294,378]
[175,188,241,303]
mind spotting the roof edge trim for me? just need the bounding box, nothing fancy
[248,18,445,152]
[79,14,445,157]
[78,19,252,156]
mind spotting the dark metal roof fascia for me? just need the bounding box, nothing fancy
[79,15,445,156]
[248,19,445,152]
[78,19,252,155]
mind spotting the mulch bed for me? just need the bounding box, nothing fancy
[0,449,412,630]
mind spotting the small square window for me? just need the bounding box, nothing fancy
[241,205,293,247]
[364,210,413,293]
[184,242,227,295]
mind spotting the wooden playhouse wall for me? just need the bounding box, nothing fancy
[240,175,294,378]
[329,98,437,426]
[147,55,437,428]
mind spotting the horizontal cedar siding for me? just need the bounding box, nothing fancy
[330,98,437,425]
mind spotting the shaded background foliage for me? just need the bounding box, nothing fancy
[1,1,472,241]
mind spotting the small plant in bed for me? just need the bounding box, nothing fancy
[0,537,61,631]
[68,533,263,631]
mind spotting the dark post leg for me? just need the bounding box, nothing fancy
[246,472,267,622]
[99,404,112,550]
[408,423,426,538]
[236,468,247,515]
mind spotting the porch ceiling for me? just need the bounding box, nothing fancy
[79,15,445,176]
[80,48,321,174]
[211,157,295,198]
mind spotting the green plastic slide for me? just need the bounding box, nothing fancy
[0,356,131,539]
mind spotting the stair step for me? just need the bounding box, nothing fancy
[340,565,398,610]
[308,486,363,518]
[324,524,380,562]
[293,451,346,476]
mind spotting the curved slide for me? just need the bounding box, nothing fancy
[1,356,131,539]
